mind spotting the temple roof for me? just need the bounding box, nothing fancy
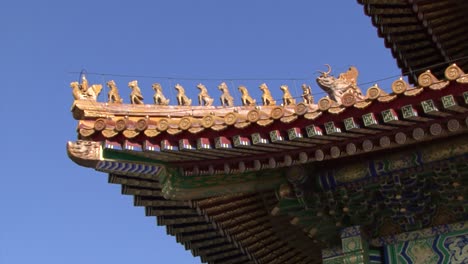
[68,63,468,262]
[70,65,468,201]
[67,2,468,261]
[108,174,320,263]
[357,0,468,83]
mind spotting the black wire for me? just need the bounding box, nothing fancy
[68,54,468,86]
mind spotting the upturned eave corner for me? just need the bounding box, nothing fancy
[71,100,86,120]
[66,140,101,169]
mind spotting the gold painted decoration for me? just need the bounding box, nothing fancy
[379,136,391,147]
[102,129,118,138]
[330,146,341,158]
[447,119,460,132]
[144,129,160,137]
[429,123,442,136]
[341,93,356,107]
[391,79,408,94]
[247,109,260,122]
[354,100,372,109]
[201,115,215,128]
[188,127,204,134]
[377,94,398,102]
[294,103,308,115]
[234,122,250,129]
[456,75,468,84]
[299,152,308,163]
[367,85,381,99]
[257,119,274,127]
[167,128,182,135]
[123,130,139,138]
[315,149,324,161]
[412,127,425,140]
[78,120,95,130]
[429,81,449,90]
[328,107,346,114]
[280,115,298,123]
[135,119,148,131]
[417,70,438,87]
[157,119,169,131]
[179,117,192,130]
[115,119,127,132]
[404,87,424,96]
[346,143,357,155]
[445,64,463,80]
[395,132,407,144]
[362,139,373,152]
[304,111,322,120]
[212,124,227,131]
[94,118,106,131]
[79,128,95,137]
[318,97,332,111]
[224,112,238,125]
[270,106,284,119]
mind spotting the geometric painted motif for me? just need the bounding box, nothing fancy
[385,229,468,264]
[96,160,162,177]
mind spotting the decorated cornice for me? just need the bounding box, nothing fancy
[66,140,285,200]
[69,64,468,181]
[273,135,468,244]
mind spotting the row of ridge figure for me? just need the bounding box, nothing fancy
[71,65,366,107]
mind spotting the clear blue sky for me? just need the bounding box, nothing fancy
[0,1,401,263]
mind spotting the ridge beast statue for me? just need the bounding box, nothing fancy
[316,64,365,104]
[218,82,234,107]
[259,83,276,106]
[175,83,192,106]
[280,85,295,106]
[152,83,170,105]
[106,80,123,104]
[238,85,256,106]
[128,80,144,104]
[301,84,314,104]
[70,75,102,101]
[197,83,214,106]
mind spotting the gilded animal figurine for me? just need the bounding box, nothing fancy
[301,83,314,104]
[128,80,144,104]
[218,82,234,107]
[79,75,89,93]
[174,83,192,106]
[80,75,102,100]
[238,85,256,106]
[87,84,102,100]
[316,65,365,104]
[197,83,214,106]
[71,79,102,101]
[259,83,276,106]
[71,81,86,100]
[280,85,296,106]
[106,80,123,104]
[152,83,170,105]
